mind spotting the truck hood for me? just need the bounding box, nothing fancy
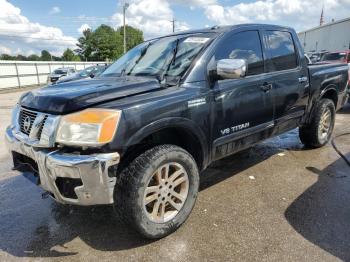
[19,76,162,114]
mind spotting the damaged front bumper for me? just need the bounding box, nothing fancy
[5,126,120,205]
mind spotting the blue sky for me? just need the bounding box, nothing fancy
[10,0,122,37]
[0,0,349,56]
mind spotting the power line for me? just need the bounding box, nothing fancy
[0,34,77,42]
[0,32,144,42]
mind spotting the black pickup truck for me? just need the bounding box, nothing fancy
[6,24,349,239]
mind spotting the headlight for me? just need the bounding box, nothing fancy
[56,108,121,146]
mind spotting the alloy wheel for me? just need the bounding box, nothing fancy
[143,162,189,223]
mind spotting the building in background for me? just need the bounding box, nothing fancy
[298,17,350,54]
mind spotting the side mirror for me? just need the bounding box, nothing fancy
[89,73,95,78]
[217,59,247,79]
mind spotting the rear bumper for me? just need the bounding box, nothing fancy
[5,126,120,205]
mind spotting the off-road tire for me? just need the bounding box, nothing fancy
[114,144,199,239]
[299,98,335,148]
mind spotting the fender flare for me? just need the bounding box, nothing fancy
[319,84,338,100]
[124,117,209,166]
[306,85,338,123]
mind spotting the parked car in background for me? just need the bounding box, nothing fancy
[308,50,328,63]
[305,54,312,64]
[316,50,350,89]
[318,50,350,64]
[56,65,108,84]
[48,67,76,84]
[6,24,349,239]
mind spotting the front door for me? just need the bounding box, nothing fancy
[210,30,274,160]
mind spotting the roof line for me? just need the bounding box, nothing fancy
[298,16,350,34]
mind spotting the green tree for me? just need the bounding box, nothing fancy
[0,54,16,60]
[90,24,123,61]
[116,25,144,51]
[76,28,93,61]
[62,48,80,61]
[16,54,27,61]
[76,24,144,61]
[27,54,40,61]
[53,56,62,61]
[41,50,52,61]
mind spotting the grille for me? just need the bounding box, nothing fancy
[37,115,48,139]
[19,109,37,135]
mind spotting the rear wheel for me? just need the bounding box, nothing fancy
[299,98,335,148]
[114,145,199,239]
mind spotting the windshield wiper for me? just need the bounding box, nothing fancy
[125,42,152,76]
[159,39,180,85]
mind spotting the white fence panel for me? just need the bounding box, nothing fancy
[37,64,50,74]
[0,77,18,89]
[17,64,37,75]
[0,61,106,90]
[39,75,48,84]
[0,64,17,76]
[19,76,37,87]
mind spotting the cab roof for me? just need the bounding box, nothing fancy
[163,23,294,37]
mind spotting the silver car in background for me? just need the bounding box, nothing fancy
[48,67,76,84]
[56,65,108,84]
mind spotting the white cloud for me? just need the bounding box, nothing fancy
[0,0,76,56]
[204,0,350,32]
[111,0,191,39]
[172,0,217,5]
[0,45,11,54]
[49,6,61,15]
[78,23,91,34]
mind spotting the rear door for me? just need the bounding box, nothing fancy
[262,30,309,128]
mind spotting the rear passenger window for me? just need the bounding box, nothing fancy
[214,31,264,76]
[265,31,298,71]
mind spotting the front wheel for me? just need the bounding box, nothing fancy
[299,98,335,148]
[114,145,199,239]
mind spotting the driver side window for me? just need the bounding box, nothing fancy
[214,31,264,76]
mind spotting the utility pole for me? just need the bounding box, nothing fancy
[171,18,176,33]
[123,2,129,53]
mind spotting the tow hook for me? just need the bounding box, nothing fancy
[41,191,51,199]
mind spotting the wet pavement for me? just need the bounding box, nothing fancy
[0,90,349,261]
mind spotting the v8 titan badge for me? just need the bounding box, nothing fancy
[220,122,250,136]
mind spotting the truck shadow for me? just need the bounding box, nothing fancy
[200,142,285,191]
[285,153,350,261]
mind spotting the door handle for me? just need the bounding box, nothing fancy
[260,82,272,92]
[298,76,308,83]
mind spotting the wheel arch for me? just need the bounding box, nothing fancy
[320,85,338,109]
[119,117,209,172]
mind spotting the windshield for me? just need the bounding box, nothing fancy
[53,69,68,75]
[321,52,347,61]
[101,33,214,83]
[78,66,105,77]
[79,66,95,76]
